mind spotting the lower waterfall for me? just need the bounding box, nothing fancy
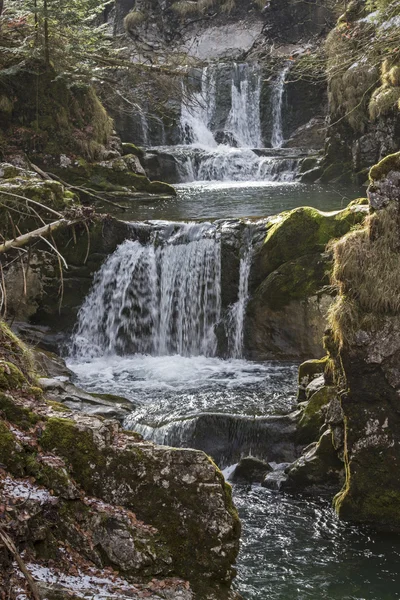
[71,221,253,360]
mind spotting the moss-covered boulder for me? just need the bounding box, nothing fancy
[0,323,241,598]
[253,205,367,284]
[245,204,367,360]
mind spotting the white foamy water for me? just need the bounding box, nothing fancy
[67,353,298,424]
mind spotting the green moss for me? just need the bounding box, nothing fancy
[335,444,400,529]
[45,400,70,412]
[0,67,112,160]
[259,205,365,280]
[0,362,28,391]
[0,392,41,429]
[255,252,331,312]
[369,151,400,182]
[40,417,106,487]
[0,321,36,380]
[0,420,25,473]
[148,181,177,196]
[25,452,74,497]
[121,143,145,158]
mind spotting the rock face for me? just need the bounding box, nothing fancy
[0,321,241,599]
[329,152,400,529]
[323,1,400,182]
[284,154,400,530]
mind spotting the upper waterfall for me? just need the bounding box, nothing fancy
[162,62,302,183]
[180,63,262,149]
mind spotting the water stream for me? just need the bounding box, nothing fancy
[64,58,395,600]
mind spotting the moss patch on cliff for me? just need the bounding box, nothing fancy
[330,201,400,346]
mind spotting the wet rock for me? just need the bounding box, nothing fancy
[231,457,272,483]
[297,384,337,445]
[38,377,134,422]
[132,412,300,468]
[262,462,291,491]
[282,430,344,496]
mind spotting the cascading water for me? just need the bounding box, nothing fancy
[71,223,222,359]
[271,64,290,149]
[228,228,254,358]
[169,62,301,182]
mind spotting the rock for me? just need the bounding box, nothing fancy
[38,377,134,422]
[308,161,400,529]
[34,348,74,378]
[297,356,328,401]
[122,142,145,158]
[262,462,291,491]
[50,157,176,196]
[246,253,333,360]
[231,457,272,483]
[126,412,300,468]
[284,118,326,149]
[282,429,344,496]
[0,322,241,598]
[297,384,337,445]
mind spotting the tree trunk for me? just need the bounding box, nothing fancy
[44,0,50,66]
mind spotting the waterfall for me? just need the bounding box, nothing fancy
[225,63,263,148]
[180,67,218,147]
[71,223,222,359]
[170,62,300,182]
[271,65,290,149]
[228,229,253,358]
[70,221,263,361]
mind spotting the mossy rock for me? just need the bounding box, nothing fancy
[0,392,41,429]
[0,361,29,391]
[254,252,331,312]
[298,356,329,400]
[0,67,112,160]
[0,320,36,380]
[297,385,337,445]
[255,205,365,282]
[52,162,176,196]
[369,151,400,182]
[121,142,145,159]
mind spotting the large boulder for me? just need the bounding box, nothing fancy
[245,204,367,359]
[0,321,241,599]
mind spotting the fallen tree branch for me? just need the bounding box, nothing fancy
[0,527,41,600]
[0,218,79,254]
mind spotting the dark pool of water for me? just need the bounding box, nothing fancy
[233,485,400,600]
[105,181,364,221]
